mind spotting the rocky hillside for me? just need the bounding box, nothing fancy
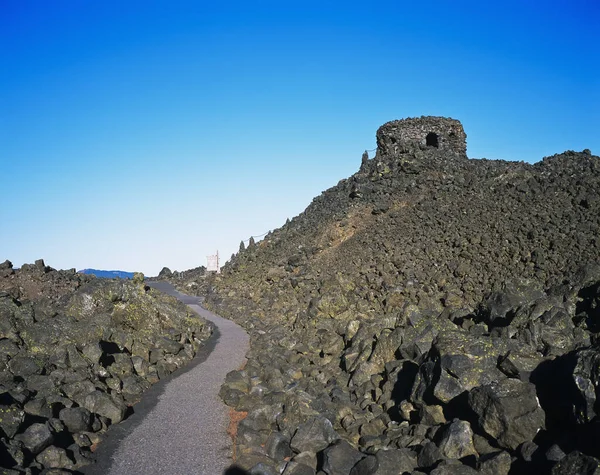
[188,117,600,474]
[213,118,599,324]
[0,260,213,473]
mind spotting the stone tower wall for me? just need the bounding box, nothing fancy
[376,116,467,158]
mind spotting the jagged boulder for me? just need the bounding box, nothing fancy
[435,420,478,459]
[0,406,25,438]
[468,379,545,450]
[59,407,92,433]
[321,440,364,475]
[15,423,54,455]
[290,416,340,454]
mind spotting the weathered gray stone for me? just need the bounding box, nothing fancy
[15,422,53,455]
[82,390,126,424]
[419,404,446,426]
[0,339,20,357]
[59,406,92,433]
[26,374,57,396]
[62,380,96,401]
[373,448,418,474]
[73,432,92,447]
[8,355,42,378]
[349,455,377,475]
[436,420,478,459]
[121,374,150,397]
[283,461,317,475]
[478,451,512,475]
[131,355,149,377]
[418,441,445,469]
[81,342,103,365]
[292,451,318,470]
[224,370,250,393]
[321,439,363,475]
[266,432,293,461]
[546,444,566,462]
[108,353,134,377]
[290,416,339,454]
[519,440,538,462]
[67,345,89,370]
[154,336,183,355]
[468,379,545,450]
[0,405,25,438]
[24,398,52,418]
[35,445,73,469]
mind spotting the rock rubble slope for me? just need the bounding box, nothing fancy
[173,116,600,474]
[0,261,213,473]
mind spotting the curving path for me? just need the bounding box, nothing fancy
[83,282,249,475]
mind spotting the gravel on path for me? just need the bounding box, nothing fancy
[82,282,249,475]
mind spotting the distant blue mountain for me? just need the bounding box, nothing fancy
[79,269,136,279]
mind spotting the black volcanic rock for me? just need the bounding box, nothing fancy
[170,116,599,474]
[15,422,54,455]
[290,416,340,454]
[0,261,213,472]
[321,439,364,474]
[59,406,92,433]
[467,379,545,450]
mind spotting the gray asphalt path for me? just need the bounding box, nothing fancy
[83,282,249,475]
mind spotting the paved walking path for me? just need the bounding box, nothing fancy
[83,282,249,475]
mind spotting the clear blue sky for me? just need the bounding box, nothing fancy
[1,1,598,275]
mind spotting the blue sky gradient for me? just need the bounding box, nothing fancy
[1,0,598,275]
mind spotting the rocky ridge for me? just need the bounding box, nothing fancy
[0,260,213,473]
[174,117,600,474]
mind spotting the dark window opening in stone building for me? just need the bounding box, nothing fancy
[426,132,439,147]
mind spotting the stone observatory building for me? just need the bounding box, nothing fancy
[376,116,467,158]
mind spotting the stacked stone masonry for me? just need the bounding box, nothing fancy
[376,116,467,158]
